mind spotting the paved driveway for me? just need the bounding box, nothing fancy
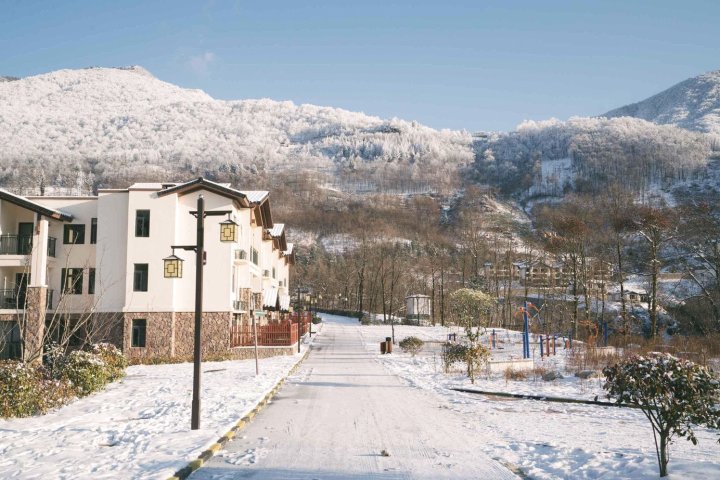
[191,317,518,479]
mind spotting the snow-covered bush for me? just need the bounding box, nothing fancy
[399,336,424,356]
[603,353,720,477]
[60,350,110,396]
[0,361,72,418]
[1,344,127,418]
[91,343,127,381]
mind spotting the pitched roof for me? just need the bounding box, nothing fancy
[266,223,287,251]
[283,242,296,265]
[239,190,269,204]
[267,223,285,238]
[263,287,279,310]
[156,178,274,227]
[156,177,251,208]
[0,189,73,222]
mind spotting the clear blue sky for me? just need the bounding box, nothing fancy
[1,0,718,132]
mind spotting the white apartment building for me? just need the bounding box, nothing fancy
[0,178,294,362]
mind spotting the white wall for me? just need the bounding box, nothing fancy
[24,187,289,315]
[120,189,237,313]
[31,197,98,312]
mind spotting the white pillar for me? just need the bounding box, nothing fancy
[30,216,49,287]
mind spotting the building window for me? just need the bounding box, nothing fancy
[131,319,146,347]
[251,247,259,265]
[61,268,83,294]
[63,224,85,244]
[133,264,148,292]
[90,218,97,244]
[135,210,150,237]
[88,268,96,295]
[272,267,276,279]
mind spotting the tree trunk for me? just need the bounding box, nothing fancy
[616,238,628,341]
[440,267,445,327]
[658,432,669,477]
[650,241,659,338]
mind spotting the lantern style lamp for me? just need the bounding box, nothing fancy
[163,252,184,278]
[219,217,238,243]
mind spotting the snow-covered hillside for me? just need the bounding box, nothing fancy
[2,66,719,199]
[604,70,720,137]
[474,116,710,196]
[0,66,473,190]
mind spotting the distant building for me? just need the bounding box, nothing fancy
[609,288,649,305]
[406,294,431,325]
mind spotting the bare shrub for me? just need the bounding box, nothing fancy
[504,367,529,382]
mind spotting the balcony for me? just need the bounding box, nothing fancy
[234,249,247,261]
[0,289,55,309]
[233,300,248,312]
[0,234,57,257]
[0,289,25,309]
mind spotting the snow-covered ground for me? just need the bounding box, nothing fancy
[358,321,720,479]
[0,347,308,479]
[2,318,717,480]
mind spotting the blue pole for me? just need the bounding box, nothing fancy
[539,335,544,358]
[603,321,609,347]
[523,301,530,359]
[492,329,496,349]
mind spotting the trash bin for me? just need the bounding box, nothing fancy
[385,337,393,354]
[380,342,387,354]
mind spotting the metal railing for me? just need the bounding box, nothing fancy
[0,234,57,257]
[0,235,32,255]
[0,289,25,309]
[0,288,55,309]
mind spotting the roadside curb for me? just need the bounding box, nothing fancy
[166,345,312,480]
[450,387,640,409]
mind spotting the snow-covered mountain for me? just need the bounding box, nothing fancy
[604,70,720,136]
[0,66,473,191]
[1,65,718,199]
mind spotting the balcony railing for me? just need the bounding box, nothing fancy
[0,289,25,309]
[0,234,57,257]
[234,249,247,260]
[233,300,248,311]
[0,289,55,309]
[0,235,32,255]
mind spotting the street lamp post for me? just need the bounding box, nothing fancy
[163,194,235,430]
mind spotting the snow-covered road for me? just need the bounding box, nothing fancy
[191,316,519,479]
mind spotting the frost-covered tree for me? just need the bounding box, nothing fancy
[603,353,720,477]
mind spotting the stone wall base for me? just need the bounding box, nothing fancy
[122,311,232,362]
[229,345,297,360]
[3,310,295,363]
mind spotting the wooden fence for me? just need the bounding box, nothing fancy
[230,321,299,347]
